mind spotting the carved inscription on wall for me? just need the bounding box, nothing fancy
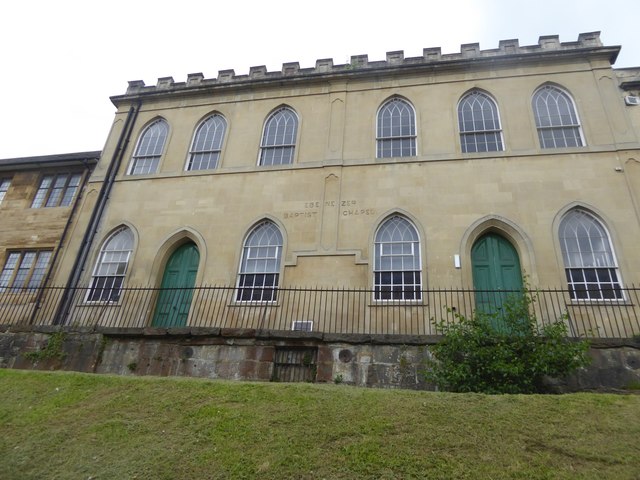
[283,199,376,220]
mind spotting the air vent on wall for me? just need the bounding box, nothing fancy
[624,95,640,106]
[291,321,313,332]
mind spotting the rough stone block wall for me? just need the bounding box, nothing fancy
[1,327,640,392]
[97,337,275,381]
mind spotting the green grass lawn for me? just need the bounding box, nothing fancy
[1,369,639,479]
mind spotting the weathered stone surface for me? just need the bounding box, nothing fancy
[1,330,639,391]
[369,334,431,345]
[143,327,167,336]
[9,324,34,333]
[166,327,191,336]
[33,325,62,334]
[220,328,257,338]
[257,329,323,341]
[61,325,95,334]
[97,327,145,336]
[322,333,371,344]
[190,327,220,336]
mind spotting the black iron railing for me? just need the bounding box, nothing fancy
[1,285,639,338]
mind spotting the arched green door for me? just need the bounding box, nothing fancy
[152,242,199,327]
[471,233,523,318]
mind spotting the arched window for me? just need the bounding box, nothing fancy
[376,98,416,158]
[186,114,227,170]
[373,215,421,300]
[559,210,622,300]
[87,227,134,301]
[458,91,504,153]
[259,107,298,166]
[128,119,169,175]
[532,85,584,149]
[236,221,283,301]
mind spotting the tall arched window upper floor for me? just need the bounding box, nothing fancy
[532,85,584,149]
[258,107,298,166]
[373,215,422,301]
[457,90,504,153]
[236,220,284,302]
[376,97,417,158]
[127,119,169,175]
[186,114,227,171]
[558,209,622,300]
[87,226,135,302]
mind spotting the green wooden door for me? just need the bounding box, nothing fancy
[471,233,523,320]
[152,243,199,327]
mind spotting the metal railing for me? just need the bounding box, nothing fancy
[1,284,639,338]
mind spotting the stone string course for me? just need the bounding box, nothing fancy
[124,32,607,95]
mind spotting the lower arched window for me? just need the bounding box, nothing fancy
[373,215,421,300]
[559,209,623,300]
[236,221,283,301]
[87,227,134,301]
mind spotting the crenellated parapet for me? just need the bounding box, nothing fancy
[118,32,617,99]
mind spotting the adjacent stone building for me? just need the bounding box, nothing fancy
[0,152,100,322]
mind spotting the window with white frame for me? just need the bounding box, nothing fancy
[532,85,584,149]
[128,119,169,175]
[87,227,134,301]
[0,250,52,292]
[458,90,504,153]
[31,173,82,208]
[186,114,227,171]
[376,98,416,158]
[559,209,623,300]
[236,220,283,302]
[292,321,313,332]
[0,178,11,204]
[259,107,298,166]
[373,215,422,300]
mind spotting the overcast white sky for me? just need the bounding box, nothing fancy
[1,0,638,159]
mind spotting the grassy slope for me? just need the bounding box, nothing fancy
[1,370,639,479]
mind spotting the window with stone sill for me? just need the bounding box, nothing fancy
[458,90,504,153]
[0,250,52,292]
[0,178,11,205]
[532,85,584,149]
[259,107,298,166]
[128,119,169,175]
[187,114,227,171]
[376,98,417,158]
[236,220,283,302]
[87,227,134,302]
[559,209,623,301]
[31,173,82,208]
[373,215,422,301]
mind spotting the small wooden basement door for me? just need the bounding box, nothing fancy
[151,242,199,328]
[471,233,523,320]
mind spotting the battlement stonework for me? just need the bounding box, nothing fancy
[118,32,617,99]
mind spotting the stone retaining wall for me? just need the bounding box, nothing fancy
[1,326,639,392]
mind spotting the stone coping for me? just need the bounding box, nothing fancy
[2,324,638,348]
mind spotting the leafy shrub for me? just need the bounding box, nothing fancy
[424,290,590,394]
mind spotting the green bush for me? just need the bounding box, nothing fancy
[424,290,591,394]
